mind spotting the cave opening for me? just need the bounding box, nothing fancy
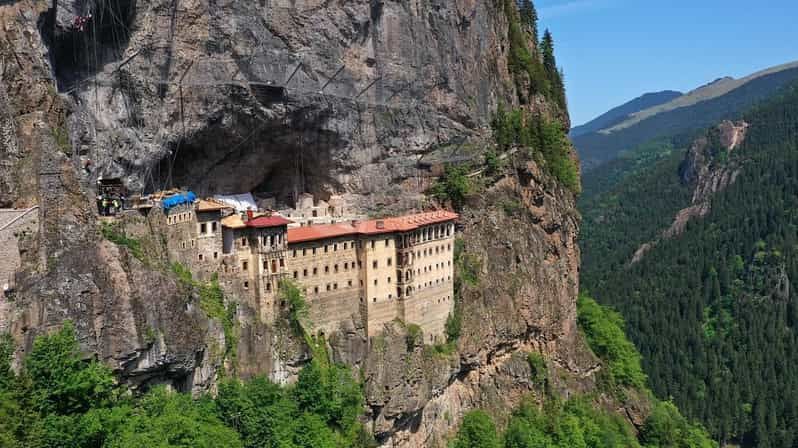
[153,111,344,208]
[39,0,138,90]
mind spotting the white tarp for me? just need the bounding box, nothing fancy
[213,193,258,212]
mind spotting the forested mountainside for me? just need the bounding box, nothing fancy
[570,90,682,138]
[581,81,798,447]
[574,63,798,171]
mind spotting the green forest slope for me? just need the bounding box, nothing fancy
[580,82,798,447]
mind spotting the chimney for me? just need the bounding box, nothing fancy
[246,209,254,221]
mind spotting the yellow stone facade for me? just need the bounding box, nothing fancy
[147,199,457,341]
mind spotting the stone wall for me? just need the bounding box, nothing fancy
[0,207,38,332]
[362,235,402,336]
[288,237,363,335]
[0,208,38,291]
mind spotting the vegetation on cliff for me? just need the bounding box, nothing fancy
[491,105,580,192]
[580,81,798,446]
[0,323,373,448]
[448,294,715,448]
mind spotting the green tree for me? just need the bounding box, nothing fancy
[577,295,647,389]
[24,322,117,415]
[518,0,538,41]
[450,410,501,448]
[640,401,716,448]
[106,387,242,448]
[431,166,473,210]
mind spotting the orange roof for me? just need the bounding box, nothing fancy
[196,198,232,212]
[287,210,458,244]
[247,215,293,228]
[222,212,294,229]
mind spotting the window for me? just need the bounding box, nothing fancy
[385,239,389,247]
[244,281,249,289]
[242,261,248,271]
[313,267,318,275]
[266,283,271,292]
[334,243,338,251]
[374,279,378,286]
[388,294,392,299]
[372,261,378,269]
[348,280,353,287]
[212,222,218,232]
[314,286,319,294]
[344,262,348,270]
[373,298,377,303]
[333,283,338,290]
[214,252,218,260]
[302,249,307,256]
[198,253,204,261]
[387,257,392,267]
[326,284,331,291]
[360,280,364,287]
[313,247,317,255]
[279,258,285,267]
[181,241,186,249]
[324,245,328,253]
[344,242,348,250]
[293,250,297,257]
[293,271,298,279]
[191,240,195,248]
[334,264,339,273]
[388,277,391,283]
[325,266,330,274]
[371,241,375,249]
[303,269,308,277]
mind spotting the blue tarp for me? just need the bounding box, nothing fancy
[162,191,196,210]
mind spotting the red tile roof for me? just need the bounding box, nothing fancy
[287,210,458,244]
[246,215,293,228]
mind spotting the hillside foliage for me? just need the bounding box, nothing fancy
[491,105,580,192]
[0,323,373,448]
[448,294,715,448]
[580,81,798,446]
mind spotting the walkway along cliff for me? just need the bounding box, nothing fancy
[0,0,602,446]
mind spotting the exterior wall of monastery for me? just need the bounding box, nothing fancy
[288,236,363,335]
[399,222,455,341]
[361,235,401,337]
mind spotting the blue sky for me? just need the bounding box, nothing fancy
[536,0,798,126]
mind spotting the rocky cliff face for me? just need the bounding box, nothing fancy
[631,120,748,264]
[0,1,592,446]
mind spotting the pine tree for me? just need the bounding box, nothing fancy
[540,29,567,109]
[540,29,556,75]
[518,0,538,42]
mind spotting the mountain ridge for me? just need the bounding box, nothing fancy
[574,61,798,171]
[570,90,682,138]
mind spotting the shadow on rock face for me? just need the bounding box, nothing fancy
[155,102,345,203]
[39,0,137,90]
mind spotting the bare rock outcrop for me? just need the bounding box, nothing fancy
[632,120,749,264]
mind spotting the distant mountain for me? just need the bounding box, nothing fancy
[575,61,798,171]
[570,90,682,138]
